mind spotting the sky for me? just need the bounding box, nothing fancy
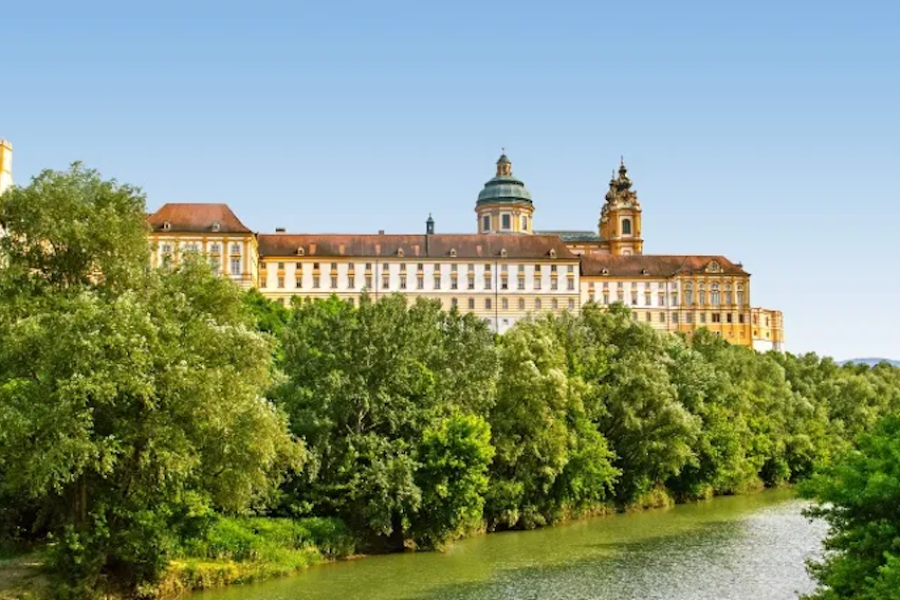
[2,0,899,359]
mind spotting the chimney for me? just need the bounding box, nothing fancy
[378,229,385,235]
[275,227,286,233]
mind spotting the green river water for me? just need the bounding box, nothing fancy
[199,489,825,600]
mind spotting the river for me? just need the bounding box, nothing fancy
[198,489,826,600]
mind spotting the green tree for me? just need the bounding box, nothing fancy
[411,412,494,548]
[486,318,617,529]
[276,295,498,548]
[801,414,900,600]
[0,166,302,597]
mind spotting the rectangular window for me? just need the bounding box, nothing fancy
[631,292,638,305]
[313,276,321,288]
[485,277,492,289]
[260,277,267,289]
[551,280,558,291]
[659,312,666,323]
[400,263,406,272]
[295,262,302,269]
[535,264,542,273]
[501,214,511,230]
[468,277,475,290]
[313,262,320,270]
[502,298,509,309]
[451,298,458,308]
[738,292,745,306]
[468,298,475,310]
[518,298,525,310]
[451,280,458,290]
[672,313,679,324]
[417,276,424,289]
[417,263,424,272]
[278,262,285,270]
[230,258,241,275]
[400,277,407,290]
[485,298,492,309]
[727,313,733,323]
[726,292,733,305]
[603,293,610,304]
[568,298,575,310]
[739,314,745,324]
[551,265,557,273]
[483,215,490,231]
[568,280,575,291]
[434,277,441,289]
[617,291,624,302]
[331,276,338,288]
[501,279,509,290]
[535,279,542,291]
[658,293,665,306]
[230,243,242,254]
[518,279,526,290]
[278,276,285,289]
[382,276,390,289]
[645,312,651,322]
[552,298,559,309]
[365,275,373,288]
[700,313,707,324]
[365,262,372,271]
[686,313,693,324]
[712,313,721,323]
[645,293,651,305]
[451,264,458,272]
[535,298,542,310]
[348,275,355,289]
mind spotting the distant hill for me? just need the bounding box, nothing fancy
[841,358,900,368]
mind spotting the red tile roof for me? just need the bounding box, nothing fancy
[258,233,578,260]
[581,255,748,277]
[147,204,252,234]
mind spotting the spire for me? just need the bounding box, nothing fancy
[426,213,435,235]
[619,156,628,177]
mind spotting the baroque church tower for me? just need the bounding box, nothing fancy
[475,152,535,234]
[599,158,643,255]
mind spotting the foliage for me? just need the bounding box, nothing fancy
[0,167,302,598]
[801,414,900,600]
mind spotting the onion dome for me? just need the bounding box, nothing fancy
[476,152,533,206]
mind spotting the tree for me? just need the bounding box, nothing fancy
[801,414,900,600]
[276,295,499,548]
[486,318,617,529]
[0,166,302,597]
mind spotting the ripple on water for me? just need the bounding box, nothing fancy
[196,490,826,600]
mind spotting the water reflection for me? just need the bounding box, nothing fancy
[198,489,825,600]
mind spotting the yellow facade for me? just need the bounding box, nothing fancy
[148,231,259,289]
[0,139,12,196]
[751,308,785,351]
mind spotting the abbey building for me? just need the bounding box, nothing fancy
[0,140,785,351]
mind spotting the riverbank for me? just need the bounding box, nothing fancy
[0,486,793,600]
[188,489,825,600]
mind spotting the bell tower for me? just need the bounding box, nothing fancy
[599,158,643,255]
[0,140,12,196]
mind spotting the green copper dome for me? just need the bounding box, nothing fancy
[476,153,533,206]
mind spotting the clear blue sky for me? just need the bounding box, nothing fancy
[3,0,899,359]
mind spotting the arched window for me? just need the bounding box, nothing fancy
[711,283,720,306]
[685,283,694,306]
[622,218,632,235]
[521,215,528,231]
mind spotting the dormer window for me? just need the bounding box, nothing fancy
[397,248,405,258]
[211,221,221,232]
[641,268,649,275]
[450,248,457,257]
[601,268,609,276]
[297,247,305,256]
[162,221,171,231]
[707,261,721,273]
[500,248,508,258]
[549,249,557,259]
